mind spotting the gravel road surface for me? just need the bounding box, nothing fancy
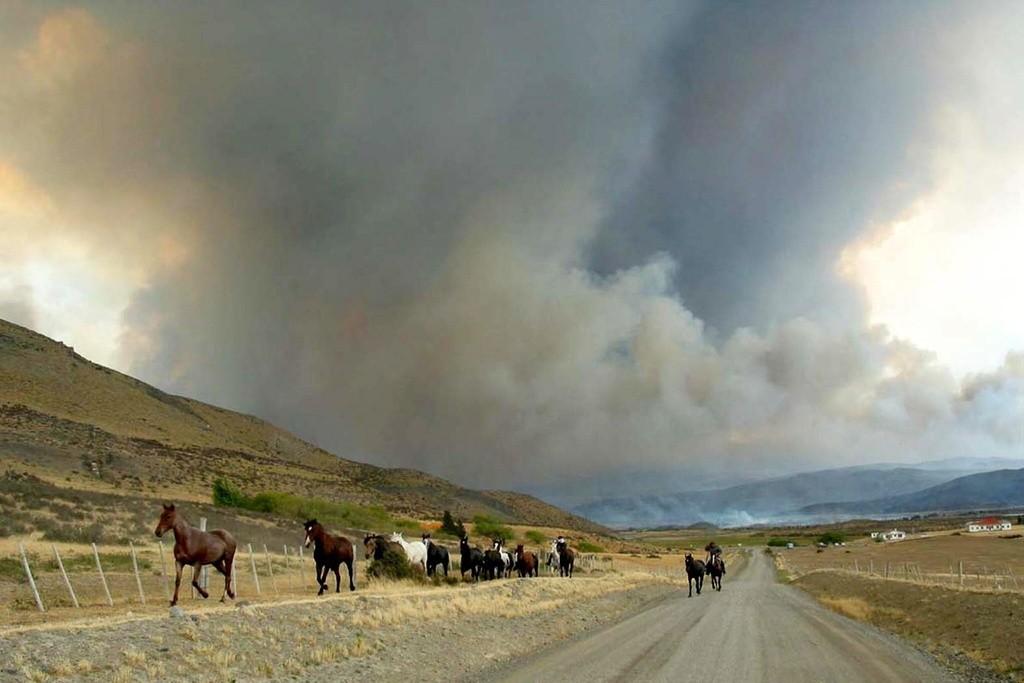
[488,551,957,683]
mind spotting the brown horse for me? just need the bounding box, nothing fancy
[304,519,355,593]
[154,504,236,607]
[514,544,538,577]
[555,538,575,578]
[684,553,705,597]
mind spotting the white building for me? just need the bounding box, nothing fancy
[966,517,1012,533]
[881,529,906,541]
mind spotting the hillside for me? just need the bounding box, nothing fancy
[0,318,606,534]
[575,465,971,528]
[798,467,1024,516]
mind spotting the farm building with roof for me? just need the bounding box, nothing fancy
[966,517,1012,533]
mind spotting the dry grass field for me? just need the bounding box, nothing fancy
[777,532,1024,589]
[795,570,1024,680]
[0,566,684,682]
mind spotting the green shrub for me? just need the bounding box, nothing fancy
[525,530,546,545]
[472,515,514,541]
[366,547,424,581]
[767,538,794,547]
[439,510,467,538]
[211,479,420,531]
[577,540,605,553]
[818,532,846,545]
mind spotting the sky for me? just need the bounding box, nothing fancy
[2,1,1024,502]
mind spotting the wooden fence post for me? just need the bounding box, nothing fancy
[158,541,170,602]
[299,546,307,587]
[199,518,209,592]
[91,543,113,607]
[19,543,44,612]
[959,560,964,587]
[248,544,261,595]
[264,544,278,594]
[129,542,146,605]
[52,545,79,609]
[884,561,890,579]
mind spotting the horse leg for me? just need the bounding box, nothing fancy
[346,559,355,592]
[171,560,185,606]
[333,566,341,593]
[316,562,327,595]
[191,562,209,599]
[688,576,692,598]
[210,558,229,602]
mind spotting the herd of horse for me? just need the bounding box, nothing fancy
[153,504,579,606]
[155,504,724,607]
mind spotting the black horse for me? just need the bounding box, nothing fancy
[684,553,705,597]
[482,548,505,580]
[421,533,450,577]
[459,535,484,581]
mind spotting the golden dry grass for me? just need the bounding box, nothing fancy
[796,570,1024,680]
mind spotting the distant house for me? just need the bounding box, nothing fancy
[869,532,880,539]
[881,529,906,541]
[966,517,1012,533]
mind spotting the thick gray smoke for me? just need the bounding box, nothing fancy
[2,2,1023,501]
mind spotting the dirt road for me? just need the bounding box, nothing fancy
[488,551,956,683]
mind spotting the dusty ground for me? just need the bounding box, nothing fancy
[0,573,681,682]
[482,551,963,683]
[794,569,1023,681]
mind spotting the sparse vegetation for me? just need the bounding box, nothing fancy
[366,546,425,581]
[818,531,846,545]
[767,538,795,547]
[525,529,547,545]
[472,514,514,540]
[439,510,467,538]
[212,478,421,532]
[577,540,605,553]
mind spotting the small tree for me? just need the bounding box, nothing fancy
[818,531,845,545]
[439,510,467,537]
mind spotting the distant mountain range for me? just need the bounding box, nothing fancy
[799,468,1024,516]
[574,459,1024,528]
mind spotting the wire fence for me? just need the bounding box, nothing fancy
[777,554,1023,592]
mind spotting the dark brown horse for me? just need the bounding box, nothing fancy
[684,553,705,597]
[706,555,724,591]
[154,504,236,607]
[514,544,538,577]
[555,538,575,578]
[304,519,355,593]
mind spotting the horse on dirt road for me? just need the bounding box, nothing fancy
[706,555,724,592]
[684,553,705,597]
[304,519,356,593]
[154,504,236,607]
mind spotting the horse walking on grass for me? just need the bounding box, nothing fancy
[685,553,705,597]
[421,533,450,577]
[154,504,236,607]
[514,544,539,577]
[459,536,484,581]
[304,519,355,593]
[388,532,428,573]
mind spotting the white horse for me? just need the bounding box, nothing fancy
[492,539,514,578]
[548,540,561,575]
[388,532,427,572]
